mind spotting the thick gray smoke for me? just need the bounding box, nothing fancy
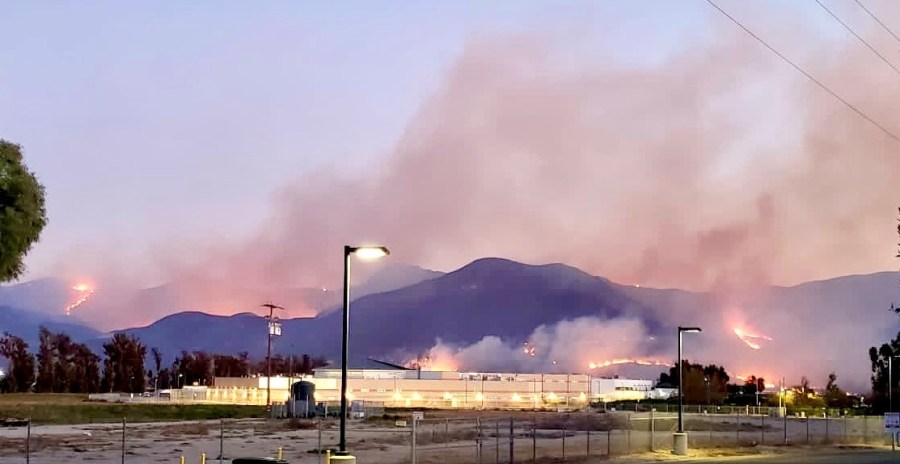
[419,317,659,374]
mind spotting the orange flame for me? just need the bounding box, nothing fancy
[65,283,94,316]
[588,359,673,370]
[732,327,772,350]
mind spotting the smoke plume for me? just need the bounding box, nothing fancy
[64,10,900,390]
[175,24,898,296]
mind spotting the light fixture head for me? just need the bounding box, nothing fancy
[349,246,390,260]
[678,326,702,333]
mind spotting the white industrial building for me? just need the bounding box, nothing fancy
[171,359,674,408]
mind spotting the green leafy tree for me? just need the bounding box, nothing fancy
[101,333,146,393]
[0,140,47,282]
[0,332,35,392]
[35,326,55,392]
[70,343,100,393]
[34,327,101,393]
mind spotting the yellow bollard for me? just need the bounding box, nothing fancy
[179,457,185,464]
[325,449,331,464]
[200,452,206,464]
[277,447,283,460]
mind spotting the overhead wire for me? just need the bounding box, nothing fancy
[814,0,900,77]
[853,0,900,47]
[704,0,900,144]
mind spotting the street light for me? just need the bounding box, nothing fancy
[338,245,390,455]
[677,326,701,432]
[889,355,900,412]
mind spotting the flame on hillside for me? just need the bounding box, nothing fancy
[734,374,777,390]
[65,283,94,316]
[732,327,773,350]
[588,359,673,370]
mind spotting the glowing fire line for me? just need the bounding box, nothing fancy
[65,284,94,316]
[588,359,673,370]
[733,327,772,350]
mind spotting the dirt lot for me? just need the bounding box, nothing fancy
[0,411,892,464]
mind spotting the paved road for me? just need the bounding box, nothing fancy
[673,450,900,463]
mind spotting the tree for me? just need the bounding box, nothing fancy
[0,332,35,392]
[70,343,100,393]
[824,372,852,409]
[868,333,900,409]
[659,361,730,404]
[35,326,55,392]
[0,140,47,282]
[33,327,100,393]
[101,333,146,393]
[790,375,825,409]
[150,347,162,378]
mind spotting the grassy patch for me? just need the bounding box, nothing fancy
[0,394,266,424]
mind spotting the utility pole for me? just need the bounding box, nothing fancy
[262,303,284,410]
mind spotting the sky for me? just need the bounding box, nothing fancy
[0,1,695,283]
[1,0,898,291]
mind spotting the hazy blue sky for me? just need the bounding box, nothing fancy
[0,0,885,284]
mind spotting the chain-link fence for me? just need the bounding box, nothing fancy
[0,412,893,464]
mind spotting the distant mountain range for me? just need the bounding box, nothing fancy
[1,258,897,389]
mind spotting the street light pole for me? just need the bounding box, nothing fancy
[677,326,702,434]
[262,303,284,410]
[890,356,900,412]
[339,245,389,455]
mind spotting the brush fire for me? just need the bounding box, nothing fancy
[65,283,94,316]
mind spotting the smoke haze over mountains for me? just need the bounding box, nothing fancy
[144,12,899,307]
[5,3,898,391]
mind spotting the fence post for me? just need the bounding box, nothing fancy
[532,419,536,463]
[317,420,323,464]
[25,418,30,464]
[121,416,126,464]
[735,411,740,446]
[219,419,225,464]
[411,415,418,464]
[863,415,868,445]
[709,413,713,447]
[627,414,631,454]
[561,425,566,461]
[783,412,787,445]
[447,419,451,450]
[825,413,830,444]
[627,426,631,455]
[843,415,848,445]
[509,417,514,464]
[495,420,500,464]
[586,428,590,456]
[607,429,611,457]
[761,414,765,445]
[477,418,482,464]
[650,409,655,452]
[806,417,810,445]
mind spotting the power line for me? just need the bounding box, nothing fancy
[815,0,900,77]
[854,0,900,47]
[705,0,900,144]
